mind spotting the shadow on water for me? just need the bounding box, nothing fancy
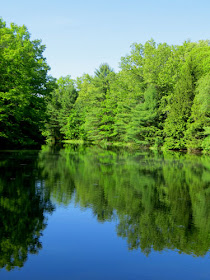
[0,145,210,270]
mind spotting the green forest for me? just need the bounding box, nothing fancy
[0,18,210,151]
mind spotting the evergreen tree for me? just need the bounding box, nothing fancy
[43,76,77,142]
[81,64,115,142]
[164,61,195,149]
[127,85,160,146]
[186,74,210,151]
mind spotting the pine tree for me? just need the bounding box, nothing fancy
[164,61,195,149]
[43,76,77,142]
[127,85,160,146]
[186,74,210,151]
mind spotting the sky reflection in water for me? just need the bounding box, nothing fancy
[0,145,210,279]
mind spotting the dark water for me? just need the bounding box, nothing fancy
[0,145,210,279]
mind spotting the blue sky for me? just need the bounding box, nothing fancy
[1,0,210,79]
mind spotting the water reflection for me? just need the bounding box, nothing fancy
[0,146,210,271]
[0,151,54,271]
[39,145,210,256]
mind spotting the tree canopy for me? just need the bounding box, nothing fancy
[48,40,210,152]
[0,18,56,147]
[1,17,209,152]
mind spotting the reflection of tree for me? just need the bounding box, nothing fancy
[38,145,76,206]
[39,145,210,257]
[0,152,54,271]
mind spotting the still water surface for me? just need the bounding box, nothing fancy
[0,145,210,279]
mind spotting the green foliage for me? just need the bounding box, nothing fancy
[64,106,86,140]
[0,16,209,152]
[186,73,210,151]
[111,69,143,142]
[73,64,116,142]
[58,39,210,151]
[0,18,56,147]
[127,84,160,146]
[43,76,78,142]
[164,61,195,149]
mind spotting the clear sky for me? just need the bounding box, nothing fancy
[1,0,210,79]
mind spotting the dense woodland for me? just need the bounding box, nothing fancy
[0,19,210,151]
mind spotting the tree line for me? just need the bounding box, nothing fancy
[0,19,210,151]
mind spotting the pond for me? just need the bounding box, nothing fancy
[0,145,210,279]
